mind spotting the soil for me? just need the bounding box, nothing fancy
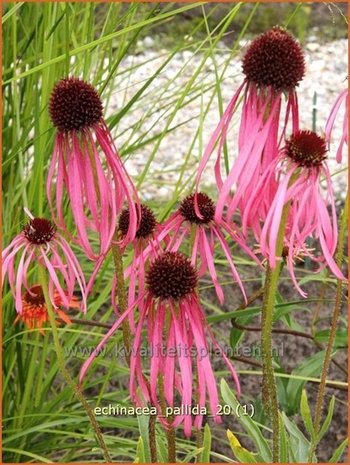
[200,239,348,463]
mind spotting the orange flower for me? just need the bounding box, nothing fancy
[14,284,80,334]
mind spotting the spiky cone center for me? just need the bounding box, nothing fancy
[118,204,156,239]
[180,192,215,225]
[285,130,327,168]
[242,26,305,91]
[49,77,103,132]
[23,218,57,244]
[146,251,198,300]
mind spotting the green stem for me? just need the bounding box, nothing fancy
[149,413,158,463]
[309,196,348,461]
[261,264,282,462]
[111,232,131,365]
[166,423,176,463]
[37,266,111,462]
[261,197,291,462]
[196,425,204,451]
[158,310,176,463]
[158,385,176,464]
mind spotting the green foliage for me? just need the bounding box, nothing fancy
[221,380,347,463]
[199,423,212,463]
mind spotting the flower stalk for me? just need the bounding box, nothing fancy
[158,317,176,463]
[111,231,131,365]
[309,194,348,460]
[149,413,158,463]
[37,265,111,462]
[260,182,294,462]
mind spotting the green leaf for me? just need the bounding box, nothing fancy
[137,414,151,463]
[182,447,204,463]
[329,438,348,462]
[300,390,315,440]
[230,315,254,351]
[314,329,347,348]
[286,350,333,414]
[135,437,145,463]
[281,412,313,462]
[227,430,258,463]
[221,379,272,462]
[278,413,289,463]
[2,448,51,463]
[199,424,211,463]
[207,299,334,324]
[2,2,25,24]
[156,435,168,463]
[317,395,335,442]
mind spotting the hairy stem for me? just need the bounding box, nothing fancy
[167,424,176,463]
[149,413,158,463]
[309,196,348,461]
[111,232,131,365]
[38,266,111,462]
[261,264,281,462]
[159,372,176,462]
[261,200,291,462]
[164,307,177,462]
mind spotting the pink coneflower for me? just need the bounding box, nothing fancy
[243,130,346,295]
[158,192,259,304]
[113,203,158,328]
[47,77,139,260]
[2,213,86,314]
[79,251,239,437]
[195,27,305,225]
[13,284,80,335]
[86,202,162,301]
[325,89,348,163]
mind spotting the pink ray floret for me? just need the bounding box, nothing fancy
[111,203,162,331]
[79,251,240,437]
[325,89,348,163]
[156,192,260,304]
[2,213,86,314]
[244,130,347,296]
[194,27,305,227]
[47,77,139,261]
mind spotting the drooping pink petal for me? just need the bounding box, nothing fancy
[200,228,224,303]
[79,294,145,385]
[15,244,30,314]
[184,297,220,425]
[169,301,193,437]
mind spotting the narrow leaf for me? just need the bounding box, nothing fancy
[221,379,272,462]
[227,430,258,463]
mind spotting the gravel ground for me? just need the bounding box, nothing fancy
[108,37,348,203]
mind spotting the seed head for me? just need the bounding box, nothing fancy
[242,27,305,91]
[118,204,156,239]
[180,192,215,225]
[146,252,198,300]
[23,218,56,244]
[49,77,103,132]
[285,130,327,168]
[23,285,46,306]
